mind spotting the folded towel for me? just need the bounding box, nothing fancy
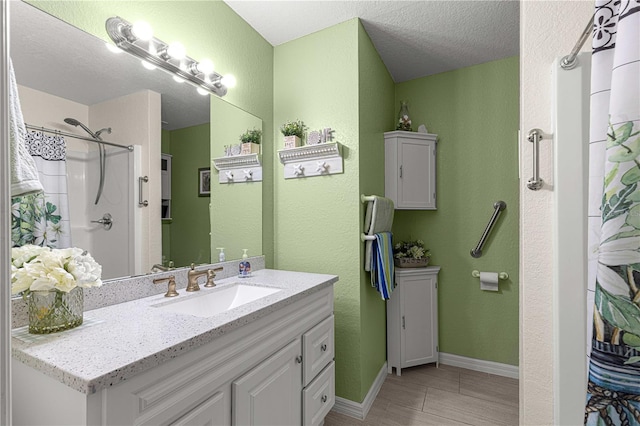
[9,59,43,197]
[371,232,395,300]
[364,196,394,271]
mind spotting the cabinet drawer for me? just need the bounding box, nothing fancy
[303,361,335,426]
[302,315,334,386]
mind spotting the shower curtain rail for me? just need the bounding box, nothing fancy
[25,124,134,151]
[561,14,594,70]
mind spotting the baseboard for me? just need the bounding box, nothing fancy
[439,352,519,379]
[332,361,387,420]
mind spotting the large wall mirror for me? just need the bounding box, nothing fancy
[10,1,263,280]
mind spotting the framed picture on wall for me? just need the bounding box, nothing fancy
[198,167,211,197]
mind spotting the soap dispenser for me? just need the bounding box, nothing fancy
[216,247,226,262]
[239,249,251,277]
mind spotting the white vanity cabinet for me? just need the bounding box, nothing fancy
[387,266,441,375]
[384,131,437,210]
[13,285,335,426]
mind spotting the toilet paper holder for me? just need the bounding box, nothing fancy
[472,270,509,280]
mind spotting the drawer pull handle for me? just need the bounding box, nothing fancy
[295,355,303,364]
[321,344,327,352]
[321,395,328,403]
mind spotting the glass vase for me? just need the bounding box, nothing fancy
[28,287,83,334]
[396,100,413,131]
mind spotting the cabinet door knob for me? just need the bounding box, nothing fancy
[321,343,327,352]
[321,395,328,403]
[295,355,303,364]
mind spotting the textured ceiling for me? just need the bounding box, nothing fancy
[224,0,520,82]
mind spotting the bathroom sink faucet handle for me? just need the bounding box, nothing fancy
[153,275,179,297]
[204,267,224,288]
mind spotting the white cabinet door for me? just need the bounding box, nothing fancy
[233,339,302,426]
[384,131,437,210]
[171,390,229,426]
[387,267,440,375]
[401,272,438,367]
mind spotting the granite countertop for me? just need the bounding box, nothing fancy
[11,269,338,394]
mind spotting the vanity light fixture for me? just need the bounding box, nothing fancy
[106,16,233,97]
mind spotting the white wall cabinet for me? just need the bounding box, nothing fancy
[384,131,437,210]
[387,266,441,376]
[13,287,335,426]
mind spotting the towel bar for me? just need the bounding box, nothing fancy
[361,234,376,242]
[361,194,376,203]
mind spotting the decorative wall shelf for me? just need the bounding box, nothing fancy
[212,154,262,184]
[278,142,343,179]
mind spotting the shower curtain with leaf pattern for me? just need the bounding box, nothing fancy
[585,0,640,424]
[10,131,71,249]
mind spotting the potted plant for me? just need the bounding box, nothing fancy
[239,128,261,154]
[393,239,431,268]
[280,119,306,148]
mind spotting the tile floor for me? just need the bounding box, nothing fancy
[324,364,519,426]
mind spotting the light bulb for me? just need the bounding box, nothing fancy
[197,59,214,75]
[105,42,122,54]
[221,74,236,88]
[141,60,156,70]
[197,87,209,96]
[173,75,185,83]
[167,42,186,60]
[131,21,153,41]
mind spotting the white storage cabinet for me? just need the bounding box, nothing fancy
[387,266,441,375]
[384,131,437,210]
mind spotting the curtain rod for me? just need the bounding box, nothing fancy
[561,14,594,70]
[24,124,134,151]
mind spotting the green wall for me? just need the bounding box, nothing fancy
[274,20,363,402]
[394,57,520,365]
[357,23,395,397]
[166,124,211,267]
[210,97,263,261]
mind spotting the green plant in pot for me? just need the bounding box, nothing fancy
[280,119,306,148]
[240,128,261,154]
[393,239,431,268]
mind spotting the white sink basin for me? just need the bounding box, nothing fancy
[153,283,281,318]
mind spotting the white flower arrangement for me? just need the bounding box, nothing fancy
[11,245,102,295]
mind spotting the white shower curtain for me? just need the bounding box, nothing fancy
[585,0,640,423]
[10,131,72,248]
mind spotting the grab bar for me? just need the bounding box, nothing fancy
[471,201,506,258]
[527,129,545,191]
[138,176,149,207]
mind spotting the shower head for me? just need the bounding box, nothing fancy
[63,117,100,140]
[94,128,112,138]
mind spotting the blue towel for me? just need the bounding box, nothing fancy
[371,232,395,300]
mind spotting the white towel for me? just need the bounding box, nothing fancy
[364,196,395,271]
[9,59,43,197]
